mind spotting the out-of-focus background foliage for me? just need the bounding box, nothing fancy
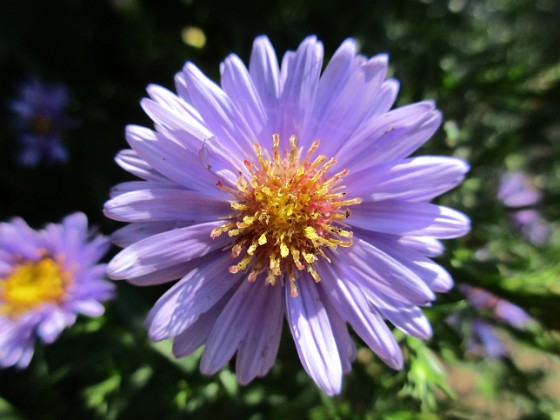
[1,0,559,418]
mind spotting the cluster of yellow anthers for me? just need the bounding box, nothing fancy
[211,134,362,297]
[0,257,69,317]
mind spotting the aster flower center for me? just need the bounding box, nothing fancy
[211,134,362,296]
[30,114,56,136]
[0,258,70,317]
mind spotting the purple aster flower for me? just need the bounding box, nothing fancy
[104,36,470,395]
[0,213,114,369]
[497,172,550,245]
[497,172,541,208]
[9,78,77,166]
[510,209,551,245]
[461,285,531,327]
[458,285,531,358]
[467,319,508,358]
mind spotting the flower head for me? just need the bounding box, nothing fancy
[458,285,531,358]
[498,171,550,245]
[0,213,114,368]
[105,36,470,395]
[9,78,76,166]
[497,172,541,208]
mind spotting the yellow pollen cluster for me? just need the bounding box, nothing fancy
[211,134,362,297]
[0,258,70,318]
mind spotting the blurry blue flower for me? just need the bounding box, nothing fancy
[104,35,470,395]
[497,172,550,245]
[511,209,550,245]
[0,213,114,369]
[468,319,508,358]
[459,285,531,358]
[497,172,541,207]
[9,78,76,166]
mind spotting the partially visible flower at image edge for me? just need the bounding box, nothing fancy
[0,213,114,368]
[104,35,470,395]
[9,78,77,166]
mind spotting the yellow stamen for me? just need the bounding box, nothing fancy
[212,134,361,294]
[0,258,70,317]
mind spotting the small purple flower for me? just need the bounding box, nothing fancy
[468,319,508,358]
[0,213,114,368]
[511,209,551,245]
[498,171,550,245]
[461,285,531,327]
[459,285,531,358]
[497,172,541,208]
[9,78,76,166]
[104,36,470,395]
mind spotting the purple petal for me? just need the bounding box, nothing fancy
[318,261,404,369]
[0,320,35,369]
[363,79,400,121]
[108,181,177,199]
[345,156,469,202]
[146,253,241,341]
[200,280,277,376]
[471,319,507,358]
[104,187,231,223]
[37,309,75,344]
[461,285,495,309]
[318,287,357,374]
[277,36,323,150]
[297,39,360,146]
[356,232,453,293]
[396,236,444,257]
[221,54,268,140]
[249,36,280,115]
[360,287,432,339]
[197,135,248,186]
[342,239,436,305]
[0,218,44,260]
[172,292,232,358]
[349,200,470,239]
[495,300,531,329]
[125,125,223,197]
[498,172,541,207]
[145,84,209,139]
[114,149,168,183]
[126,256,210,286]
[111,221,192,248]
[305,52,391,157]
[512,209,551,245]
[285,277,343,396]
[69,299,106,317]
[335,101,440,170]
[235,283,284,384]
[108,221,230,280]
[182,62,256,158]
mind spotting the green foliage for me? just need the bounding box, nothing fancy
[400,337,455,412]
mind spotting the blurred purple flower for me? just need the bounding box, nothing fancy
[0,213,114,368]
[468,319,508,358]
[511,209,551,245]
[104,35,470,395]
[497,172,541,207]
[497,172,550,245]
[9,78,77,166]
[459,285,531,358]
